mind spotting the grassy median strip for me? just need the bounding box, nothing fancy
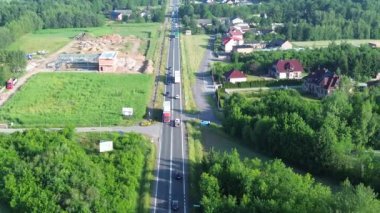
[180,35,208,113]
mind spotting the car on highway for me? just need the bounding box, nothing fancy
[171,200,179,211]
[166,91,169,96]
[174,94,180,99]
[175,171,182,180]
[200,120,211,126]
[174,118,181,127]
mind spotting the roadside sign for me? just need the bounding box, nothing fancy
[99,141,113,152]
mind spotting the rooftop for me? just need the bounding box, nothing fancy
[99,51,117,59]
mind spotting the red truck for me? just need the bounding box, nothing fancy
[163,101,171,123]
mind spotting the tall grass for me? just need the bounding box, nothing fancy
[186,122,204,210]
[0,73,153,127]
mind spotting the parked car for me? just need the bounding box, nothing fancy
[200,120,211,126]
[171,200,179,211]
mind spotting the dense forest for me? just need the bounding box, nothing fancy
[0,128,152,212]
[222,88,380,192]
[200,150,380,212]
[180,0,380,40]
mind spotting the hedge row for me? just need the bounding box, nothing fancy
[223,79,303,89]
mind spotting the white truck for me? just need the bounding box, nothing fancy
[174,70,180,83]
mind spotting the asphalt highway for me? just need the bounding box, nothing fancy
[152,0,188,212]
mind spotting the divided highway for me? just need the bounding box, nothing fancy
[152,0,188,212]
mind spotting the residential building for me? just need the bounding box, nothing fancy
[235,23,250,32]
[267,39,293,50]
[228,28,244,40]
[270,59,304,79]
[231,17,244,25]
[223,37,244,53]
[224,70,247,83]
[110,11,123,21]
[233,43,266,54]
[303,69,340,98]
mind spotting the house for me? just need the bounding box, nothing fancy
[110,11,123,21]
[233,43,266,54]
[231,17,244,25]
[98,51,118,72]
[235,23,250,32]
[270,59,304,79]
[197,19,212,27]
[114,10,132,17]
[223,37,244,53]
[303,68,340,98]
[271,23,284,31]
[224,70,247,83]
[228,29,244,40]
[110,10,133,20]
[369,42,380,48]
[267,39,293,50]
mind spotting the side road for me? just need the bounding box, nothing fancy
[0,123,162,141]
[190,36,220,124]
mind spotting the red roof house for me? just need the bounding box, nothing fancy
[303,68,340,98]
[224,70,247,83]
[270,59,304,79]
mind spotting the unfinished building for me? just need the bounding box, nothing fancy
[54,51,118,72]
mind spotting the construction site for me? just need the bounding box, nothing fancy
[47,33,153,73]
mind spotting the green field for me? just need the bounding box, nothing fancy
[180,34,209,112]
[292,39,380,48]
[0,73,153,127]
[7,23,162,59]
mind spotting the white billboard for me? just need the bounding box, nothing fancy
[99,141,113,152]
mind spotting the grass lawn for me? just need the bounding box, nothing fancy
[246,74,266,81]
[0,73,153,127]
[180,34,209,112]
[7,23,162,60]
[292,39,380,48]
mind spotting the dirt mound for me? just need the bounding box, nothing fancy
[100,34,123,44]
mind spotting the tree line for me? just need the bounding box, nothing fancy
[237,43,380,81]
[0,128,152,212]
[200,150,380,212]
[222,88,380,193]
[179,0,380,40]
[0,0,167,49]
[0,50,26,84]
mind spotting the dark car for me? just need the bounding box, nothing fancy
[171,200,179,211]
[166,91,169,96]
[175,171,182,180]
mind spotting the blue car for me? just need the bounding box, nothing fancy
[200,120,211,126]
